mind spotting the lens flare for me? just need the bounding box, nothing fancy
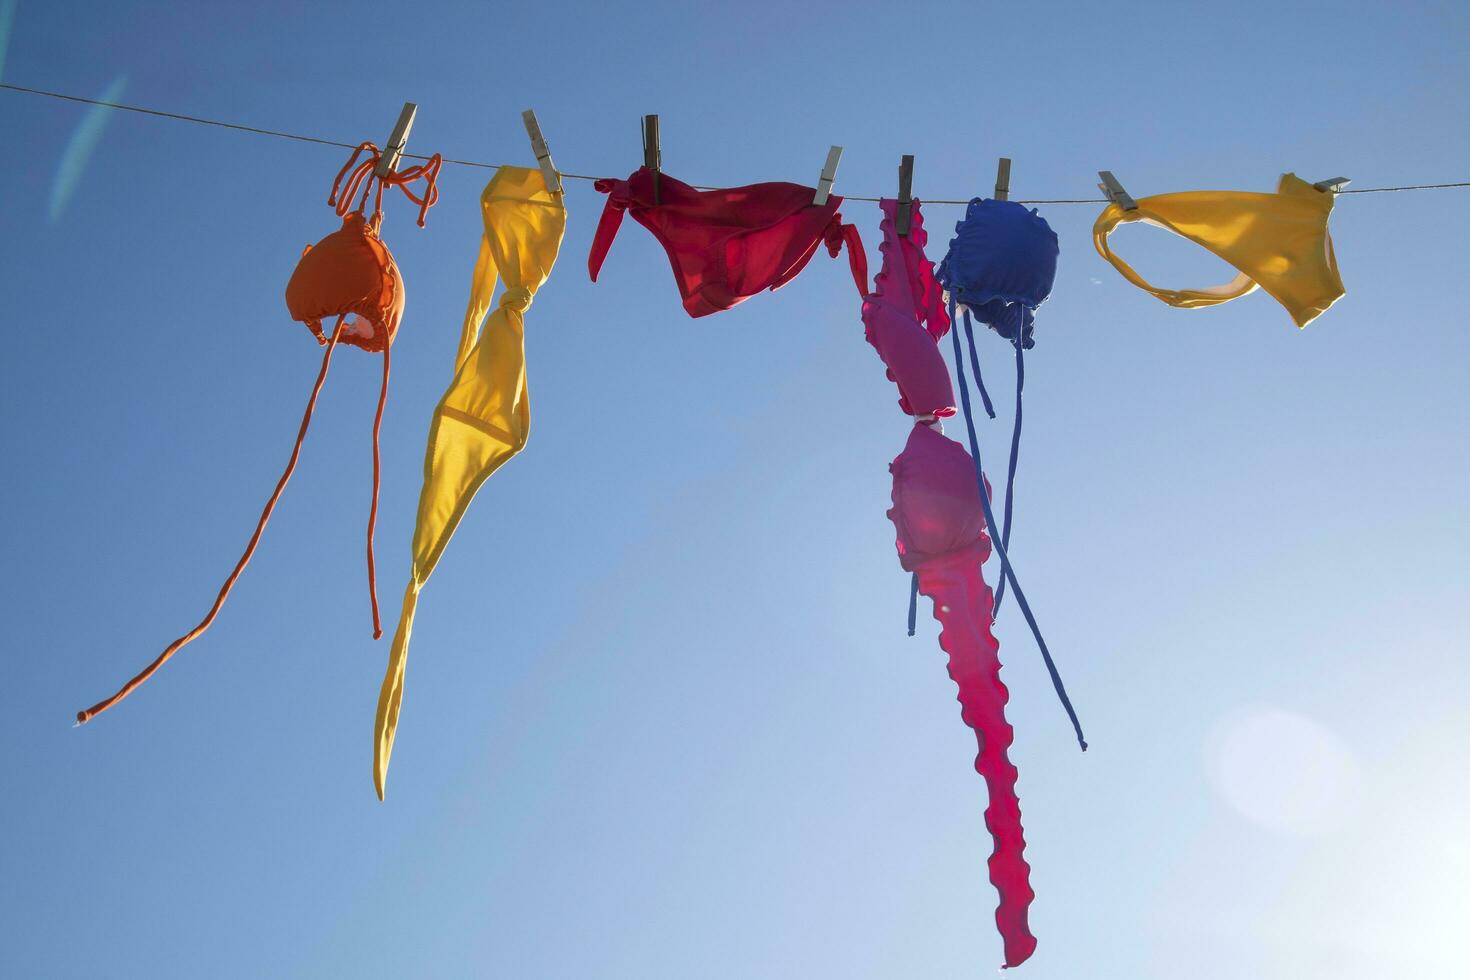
[48,74,126,224]
[0,1,17,83]
[1208,706,1361,836]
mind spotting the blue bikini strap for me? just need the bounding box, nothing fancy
[949,308,1087,751]
[991,335,1024,615]
[907,571,919,637]
[960,307,997,420]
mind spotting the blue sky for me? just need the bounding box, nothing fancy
[2,1,1467,976]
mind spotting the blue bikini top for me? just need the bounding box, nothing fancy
[935,198,1058,348]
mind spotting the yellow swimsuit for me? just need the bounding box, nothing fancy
[1093,173,1345,327]
[375,166,566,798]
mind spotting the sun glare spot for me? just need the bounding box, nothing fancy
[1208,706,1361,836]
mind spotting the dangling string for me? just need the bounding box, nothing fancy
[961,308,997,420]
[948,308,1087,751]
[992,335,1025,615]
[927,297,990,635]
[366,340,391,640]
[355,168,375,216]
[76,316,349,725]
[328,142,442,227]
[907,571,919,636]
[330,142,378,215]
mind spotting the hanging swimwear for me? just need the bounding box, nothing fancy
[1092,172,1345,326]
[937,198,1058,349]
[77,141,440,726]
[374,165,566,800]
[861,198,1037,968]
[935,198,1059,615]
[588,167,867,317]
[862,197,954,420]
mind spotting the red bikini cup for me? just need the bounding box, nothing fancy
[588,167,868,317]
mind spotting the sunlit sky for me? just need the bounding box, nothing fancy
[2,1,1467,977]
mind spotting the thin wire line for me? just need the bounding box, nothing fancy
[3,82,364,152]
[1337,182,1470,194]
[6,82,1469,205]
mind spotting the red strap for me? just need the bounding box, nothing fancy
[843,221,869,297]
[824,213,869,298]
[587,179,629,282]
[76,317,349,725]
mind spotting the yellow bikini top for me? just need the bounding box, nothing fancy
[1093,173,1345,327]
[374,165,566,800]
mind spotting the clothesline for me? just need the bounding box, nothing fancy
[6,81,1470,205]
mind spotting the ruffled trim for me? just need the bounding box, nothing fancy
[870,199,951,340]
[953,292,1037,349]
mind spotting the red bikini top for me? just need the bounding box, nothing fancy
[588,167,868,318]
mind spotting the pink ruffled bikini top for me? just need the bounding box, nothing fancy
[860,199,955,420]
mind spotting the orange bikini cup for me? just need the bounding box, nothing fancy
[286,211,405,352]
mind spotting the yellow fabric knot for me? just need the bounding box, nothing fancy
[499,287,533,313]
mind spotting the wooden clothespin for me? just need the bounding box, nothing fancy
[377,102,417,177]
[1313,176,1351,193]
[896,154,915,236]
[814,145,843,206]
[1097,170,1137,211]
[642,114,661,205]
[994,157,1012,201]
[521,110,563,195]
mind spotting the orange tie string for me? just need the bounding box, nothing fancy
[76,316,350,724]
[365,341,390,639]
[328,142,442,227]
